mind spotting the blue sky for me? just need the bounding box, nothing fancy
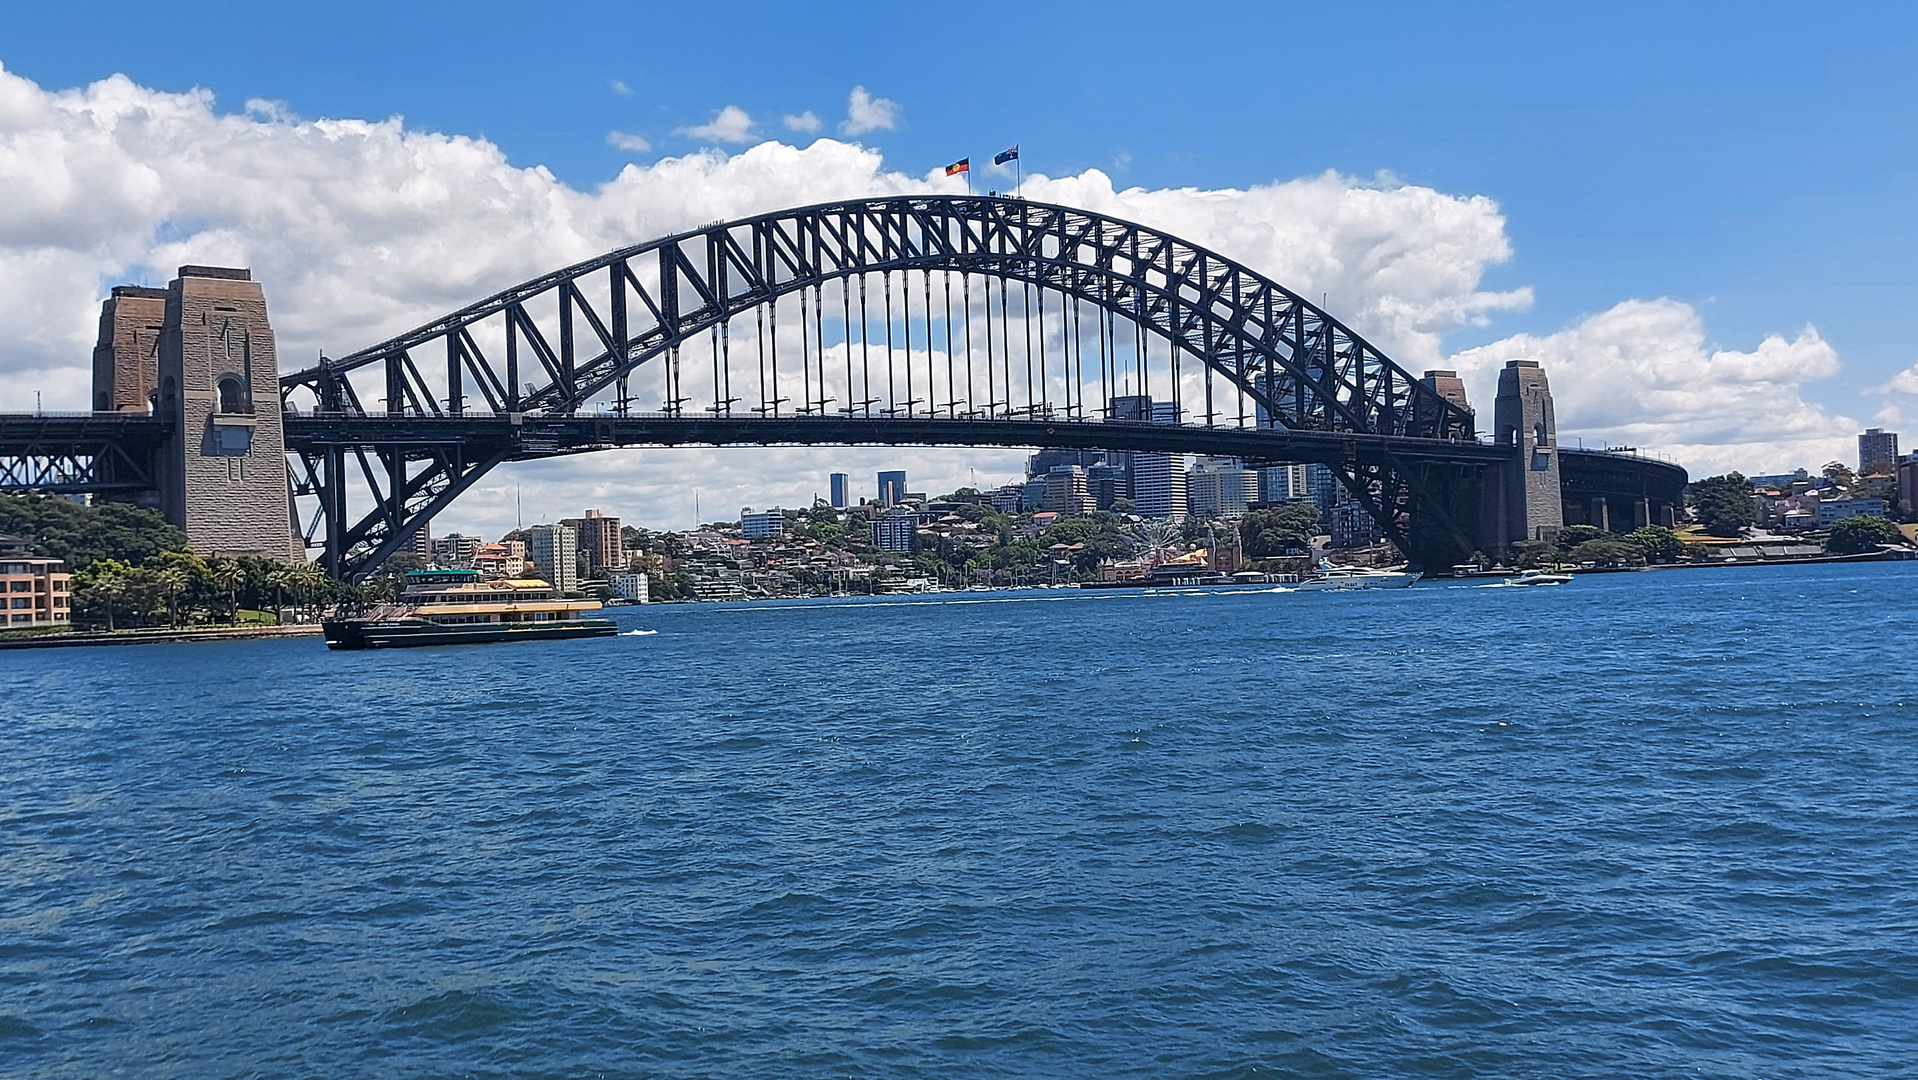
[11,0,1917,392]
[5,1,1917,527]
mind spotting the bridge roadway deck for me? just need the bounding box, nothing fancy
[280,412,1515,468]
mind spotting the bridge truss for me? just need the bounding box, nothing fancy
[280,195,1484,578]
[0,414,169,496]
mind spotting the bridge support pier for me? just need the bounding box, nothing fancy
[151,266,298,560]
[1484,359,1564,556]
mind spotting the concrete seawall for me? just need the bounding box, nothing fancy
[0,624,322,650]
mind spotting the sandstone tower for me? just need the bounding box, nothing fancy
[148,266,296,559]
[1491,359,1563,546]
[91,286,169,413]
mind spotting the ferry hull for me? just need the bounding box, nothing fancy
[323,618,618,650]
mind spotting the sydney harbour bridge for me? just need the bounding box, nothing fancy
[0,194,1685,578]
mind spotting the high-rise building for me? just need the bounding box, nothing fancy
[1086,464,1125,510]
[1187,468,1223,519]
[1133,453,1188,520]
[1188,459,1256,519]
[1043,465,1096,516]
[877,470,907,506]
[1860,428,1901,473]
[570,509,623,576]
[1026,448,1105,479]
[1258,464,1311,503]
[740,508,786,540]
[1109,396,1186,518]
[875,507,918,552]
[411,519,432,562]
[527,523,579,594]
[829,472,850,508]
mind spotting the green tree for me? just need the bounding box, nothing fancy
[1511,539,1556,570]
[0,494,187,570]
[1622,525,1684,562]
[1686,473,1756,537]
[1822,461,1858,490]
[1240,504,1319,558]
[1826,514,1901,554]
[1554,524,1607,552]
[207,556,244,623]
[1039,515,1128,575]
[1569,537,1645,567]
[71,558,135,630]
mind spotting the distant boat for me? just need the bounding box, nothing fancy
[1504,569,1573,586]
[1295,563,1417,591]
[324,569,617,650]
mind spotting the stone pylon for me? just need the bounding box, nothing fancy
[91,286,169,413]
[1490,359,1564,549]
[152,266,297,560]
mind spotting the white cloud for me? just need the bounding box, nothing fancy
[783,110,821,134]
[1871,361,1918,396]
[605,130,650,153]
[12,61,1813,532]
[839,86,898,135]
[610,79,632,96]
[676,104,755,144]
[1447,299,1856,475]
[243,97,294,122]
[1024,168,1531,370]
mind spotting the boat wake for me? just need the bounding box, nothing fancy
[620,629,660,636]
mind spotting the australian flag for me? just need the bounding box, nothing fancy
[994,146,1019,165]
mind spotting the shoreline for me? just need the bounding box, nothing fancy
[0,624,323,650]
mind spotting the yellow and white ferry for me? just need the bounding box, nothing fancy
[324,569,617,650]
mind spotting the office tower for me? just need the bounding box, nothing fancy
[1258,464,1311,503]
[877,470,907,506]
[1042,465,1096,516]
[740,508,786,540]
[829,472,850,508]
[1026,448,1105,479]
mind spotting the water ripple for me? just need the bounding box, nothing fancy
[2,563,1916,1077]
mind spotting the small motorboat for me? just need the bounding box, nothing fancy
[1505,569,1573,586]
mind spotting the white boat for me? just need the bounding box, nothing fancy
[1295,563,1418,591]
[1505,569,1573,586]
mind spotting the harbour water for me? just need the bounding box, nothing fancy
[3,563,1914,1077]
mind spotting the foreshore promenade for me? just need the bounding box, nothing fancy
[0,624,322,650]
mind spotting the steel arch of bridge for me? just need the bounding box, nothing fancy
[280,194,1482,578]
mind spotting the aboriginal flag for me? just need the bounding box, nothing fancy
[945,158,970,176]
[994,146,1019,165]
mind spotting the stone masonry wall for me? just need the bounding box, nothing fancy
[156,267,297,560]
[1492,360,1564,546]
[91,287,168,413]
